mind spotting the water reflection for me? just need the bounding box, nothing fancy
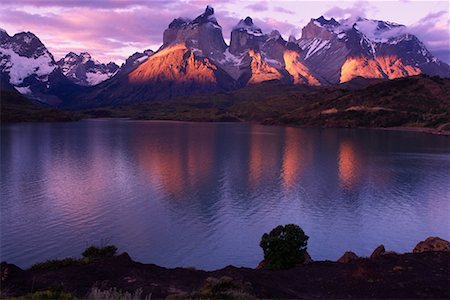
[248,126,280,188]
[338,141,361,189]
[1,121,449,271]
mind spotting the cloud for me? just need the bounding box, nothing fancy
[408,11,449,62]
[0,2,223,63]
[324,1,376,20]
[245,1,269,12]
[273,7,295,15]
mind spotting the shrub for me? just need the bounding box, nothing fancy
[29,258,81,271]
[82,245,117,260]
[259,224,309,270]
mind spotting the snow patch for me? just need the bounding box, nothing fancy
[0,46,56,85]
[305,39,330,60]
[218,48,244,65]
[15,86,32,95]
[85,71,110,86]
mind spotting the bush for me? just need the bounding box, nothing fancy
[259,224,309,270]
[29,258,81,271]
[82,245,117,260]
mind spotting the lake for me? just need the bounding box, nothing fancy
[1,120,449,270]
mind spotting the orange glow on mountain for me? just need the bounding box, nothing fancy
[247,50,282,84]
[338,141,360,189]
[283,50,320,86]
[128,44,218,84]
[340,57,385,82]
[376,55,421,79]
[340,55,422,82]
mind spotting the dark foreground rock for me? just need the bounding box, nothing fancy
[1,251,449,299]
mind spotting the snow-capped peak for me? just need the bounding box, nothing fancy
[0,30,57,86]
[80,52,92,63]
[56,52,119,86]
[233,17,263,36]
[349,18,406,43]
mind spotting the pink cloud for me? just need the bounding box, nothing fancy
[0,1,448,64]
[245,1,269,12]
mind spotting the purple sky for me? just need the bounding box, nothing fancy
[1,0,449,64]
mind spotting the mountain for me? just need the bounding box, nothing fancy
[70,6,238,108]
[0,29,81,106]
[1,7,450,110]
[0,72,77,122]
[56,52,119,86]
[85,75,450,131]
[119,49,154,74]
[293,16,450,83]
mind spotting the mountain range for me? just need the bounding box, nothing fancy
[1,6,450,109]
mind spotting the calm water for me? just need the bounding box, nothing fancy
[1,120,449,270]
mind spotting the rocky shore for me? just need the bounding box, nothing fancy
[1,237,449,299]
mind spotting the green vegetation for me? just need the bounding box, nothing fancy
[28,245,118,271]
[260,224,309,270]
[1,90,78,123]
[29,258,81,271]
[82,245,118,260]
[82,76,450,130]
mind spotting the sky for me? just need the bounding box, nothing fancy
[1,0,449,64]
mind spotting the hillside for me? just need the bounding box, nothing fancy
[83,75,450,131]
[0,75,78,123]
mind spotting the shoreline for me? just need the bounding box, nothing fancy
[79,117,450,136]
[1,237,449,299]
[373,125,450,136]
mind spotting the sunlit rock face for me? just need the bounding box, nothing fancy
[246,50,283,84]
[18,6,448,109]
[225,18,316,86]
[283,50,320,85]
[129,44,222,86]
[293,16,450,83]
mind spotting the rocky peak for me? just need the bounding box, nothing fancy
[56,52,119,86]
[315,16,340,27]
[1,31,52,59]
[80,52,92,63]
[192,5,216,25]
[120,49,155,73]
[301,18,336,40]
[162,6,227,60]
[229,17,266,55]
[233,17,263,36]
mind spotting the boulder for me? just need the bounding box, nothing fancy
[370,245,385,259]
[337,251,359,263]
[413,237,450,253]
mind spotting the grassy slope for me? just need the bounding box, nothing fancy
[83,76,450,129]
[1,89,78,123]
